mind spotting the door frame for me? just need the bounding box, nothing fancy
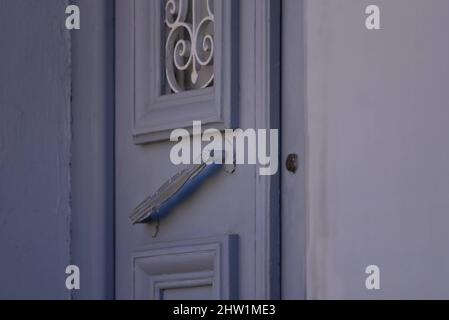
[71,0,116,300]
[253,0,282,300]
[280,0,307,299]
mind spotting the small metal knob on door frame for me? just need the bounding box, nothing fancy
[286,153,298,173]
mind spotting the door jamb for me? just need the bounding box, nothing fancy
[71,0,116,300]
[254,0,282,300]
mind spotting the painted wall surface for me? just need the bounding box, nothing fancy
[306,0,449,299]
[0,0,71,299]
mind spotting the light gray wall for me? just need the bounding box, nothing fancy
[306,0,449,299]
[0,0,71,299]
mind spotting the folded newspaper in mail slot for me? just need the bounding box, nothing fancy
[130,151,227,224]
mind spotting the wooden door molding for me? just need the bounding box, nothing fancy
[133,235,238,300]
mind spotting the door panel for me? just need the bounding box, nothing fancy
[132,235,238,300]
[115,0,280,300]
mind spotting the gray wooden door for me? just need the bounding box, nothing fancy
[115,0,282,300]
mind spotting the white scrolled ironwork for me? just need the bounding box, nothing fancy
[165,0,215,93]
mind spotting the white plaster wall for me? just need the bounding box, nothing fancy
[306,0,449,299]
[0,0,71,299]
